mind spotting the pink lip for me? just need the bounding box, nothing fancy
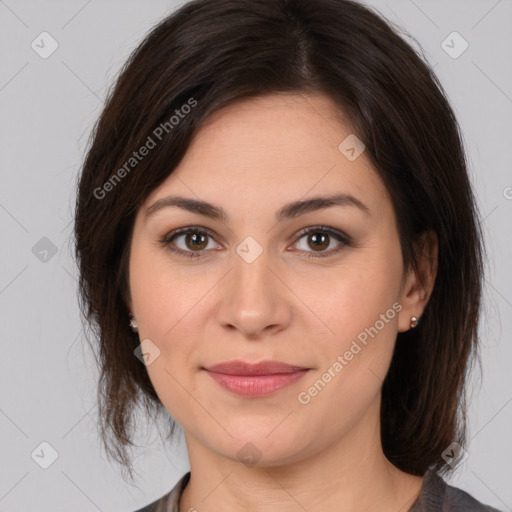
[203,360,310,397]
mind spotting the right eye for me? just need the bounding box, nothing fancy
[159,226,222,258]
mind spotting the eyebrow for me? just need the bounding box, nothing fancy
[144,193,370,222]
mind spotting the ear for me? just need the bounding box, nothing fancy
[398,230,438,333]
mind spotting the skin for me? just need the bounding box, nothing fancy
[127,93,438,512]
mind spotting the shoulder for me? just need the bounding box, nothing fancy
[443,478,503,512]
[132,472,191,512]
[410,469,503,512]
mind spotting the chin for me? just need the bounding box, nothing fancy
[212,426,312,468]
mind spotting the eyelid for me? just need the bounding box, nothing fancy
[159,225,222,259]
[159,224,351,259]
[294,225,350,244]
[291,225,351,258]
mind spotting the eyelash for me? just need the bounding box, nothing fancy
[158,225,351,260]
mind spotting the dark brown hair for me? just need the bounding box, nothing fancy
[74,0,484,482]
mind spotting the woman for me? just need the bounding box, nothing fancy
[73,0,502,510]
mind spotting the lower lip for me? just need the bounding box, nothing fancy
[204,370,309,397]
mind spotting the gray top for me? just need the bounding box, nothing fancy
[134,469,502,512]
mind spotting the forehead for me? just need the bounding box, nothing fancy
[142,93,390,221]
[191,92,351,162]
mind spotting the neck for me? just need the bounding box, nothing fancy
[178,399,423,512]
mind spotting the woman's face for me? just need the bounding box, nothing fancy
[128,93,420,466]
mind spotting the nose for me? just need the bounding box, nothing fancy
[214,248,292,340]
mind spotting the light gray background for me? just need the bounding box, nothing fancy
[0,0,511,511]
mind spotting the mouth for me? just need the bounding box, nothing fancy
[202,360,310,397]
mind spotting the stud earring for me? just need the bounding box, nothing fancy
[410,316,419,329]
[129,315,138,332]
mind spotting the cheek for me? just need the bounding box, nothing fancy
[129,242,203,338]
[302,250,402,340]
[128,244,207,401]
[144,356,200,431]
[304,244,403,382]
[297,296,399,435]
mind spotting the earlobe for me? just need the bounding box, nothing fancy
[397,230,438,333]
[129,315,139,332]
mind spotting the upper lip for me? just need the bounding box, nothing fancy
[203,360,309,375]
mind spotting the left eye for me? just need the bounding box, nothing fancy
[159,226,350,259]
[292,227,350,258]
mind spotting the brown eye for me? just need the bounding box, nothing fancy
[160,227,220,259]
[293,226,350,259]
[184,231,209,251]
[307,232,330,251]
